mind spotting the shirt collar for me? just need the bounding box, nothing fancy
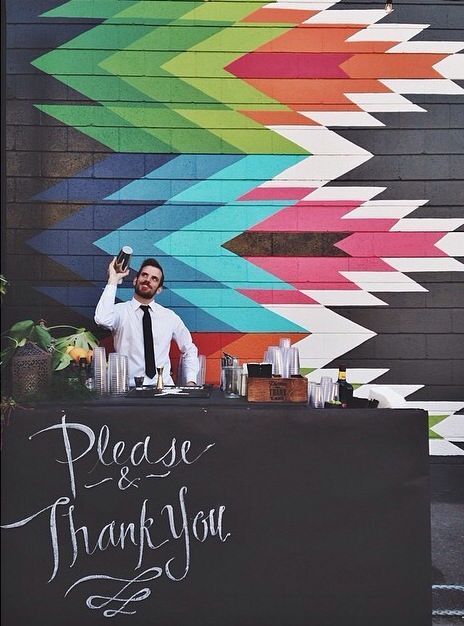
[130,298,154,311]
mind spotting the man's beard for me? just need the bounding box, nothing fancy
[134,281,157,299]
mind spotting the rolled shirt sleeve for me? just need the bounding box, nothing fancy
[173,317,199,384]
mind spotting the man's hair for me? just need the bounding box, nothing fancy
[136,258,165,288]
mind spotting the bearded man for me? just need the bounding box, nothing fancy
[95,257,198,386]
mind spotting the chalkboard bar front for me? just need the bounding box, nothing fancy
[1,397,431,626]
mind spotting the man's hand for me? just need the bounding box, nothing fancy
[107,257,130,285]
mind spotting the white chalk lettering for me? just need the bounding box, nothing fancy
[1,413,231,618]
[30,415,95,498]
[31,415,215,494]
[1,496,70,581]
[65,567,163,617]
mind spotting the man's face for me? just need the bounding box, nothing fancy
[133,265,163,300]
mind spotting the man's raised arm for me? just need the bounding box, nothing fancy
[94,258,129,330]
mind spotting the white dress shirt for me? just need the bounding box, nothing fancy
[94,284,199,385]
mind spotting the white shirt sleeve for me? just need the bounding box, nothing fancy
[94,284,119,330]
[173,316,199,384]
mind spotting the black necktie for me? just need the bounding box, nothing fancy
[140,305,156,378]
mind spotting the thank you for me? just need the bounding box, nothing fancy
[1,413,231,617]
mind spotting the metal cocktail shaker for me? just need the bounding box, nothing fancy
[114,246,133,283]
